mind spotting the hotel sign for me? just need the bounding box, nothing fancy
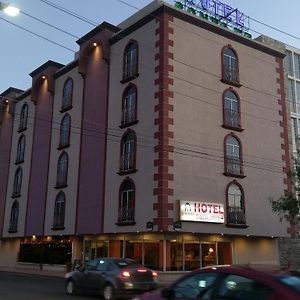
[179,200,224,223]
[174,0,251,38]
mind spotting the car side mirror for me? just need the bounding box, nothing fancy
[161,287,174,299]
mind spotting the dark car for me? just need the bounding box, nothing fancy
[133,265,300,300]
[65,257,158,299]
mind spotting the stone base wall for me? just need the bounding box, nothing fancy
[279,237,300,269]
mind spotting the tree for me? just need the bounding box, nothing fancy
[270,158,300,237]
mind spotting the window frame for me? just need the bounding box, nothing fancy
[52,192,66,230]
[58,114,71,149]
[120,84,138,128]
[19,103,29,132]
[16,134,26,164]
[12,167,22,197]
[118,129,137,175]
[226,181,247,227]
[221,45,241,86]
[223,133,245,178]
[56,151,69,188]
[222,88,242,131]
[121,40,139,83]
[61,77,73,112]
[9,201,19,233]
[116,178,136,225]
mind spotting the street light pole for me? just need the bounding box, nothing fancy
[0,2,20,16]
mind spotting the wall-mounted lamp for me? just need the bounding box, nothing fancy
[173,220,182,231]
[42,75,46,80]
[146,221,154,231]
[93,42,97,47]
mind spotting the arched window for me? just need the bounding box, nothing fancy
[62,78,73,110]
[224,134,243,176]
[13,167,22,196]
[120,130,136,172]
[223,89,241,129]
[19,103,28,131]
[222,46,239,84]
[118,179,135,223]
[59,114,71,148]
[123,41,138,80]
[16,134,26,163]
[9,201,19,232]
[56,152,68,187]
[226,182,246,225]
[121,84,137,126]
[53,192,66,228]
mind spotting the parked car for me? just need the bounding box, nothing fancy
[133,265,300,300]
[65,257,158,299]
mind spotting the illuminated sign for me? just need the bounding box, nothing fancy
[179,200,224,223]
[174,0,251,38]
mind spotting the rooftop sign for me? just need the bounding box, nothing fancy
[179,200,225,223]
[174,0,251,38]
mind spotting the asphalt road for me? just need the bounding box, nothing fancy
[0,271,98,300]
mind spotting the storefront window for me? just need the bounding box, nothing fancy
[170,240,183,271]
[201,243,216,267]
[144,242,159,270]
[125,240,142,264]
[184,242,200,271]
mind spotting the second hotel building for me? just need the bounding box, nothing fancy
[0,0,291,271]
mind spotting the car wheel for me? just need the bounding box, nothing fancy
[103,284,114,300]
[66,280,76,295]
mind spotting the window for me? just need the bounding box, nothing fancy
[218,274,272,299]
[284,50,293,76]
[119,130,136,173]
[223,90,241,129]
[53,192,65,229]
[294,53,300,79]
[121,84,137,126]
[224,134,243,176]
[56,152,68,187]
[118,179,135,224]
[16,134,26,163]
[123,41,138,81]
[62,78,73,111]
[19,103,28,131]
[226,182,246,226]
[13,167,22,197]
[9,201,19,232]
[222,46,239,84]
[288,79,296,113]
[172,272,218,298]
[59,114,71,148]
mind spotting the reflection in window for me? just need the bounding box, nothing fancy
[59,114,71,148]
[9,201,19,232]
[120,130,136,172]
[223,90,240,128]
[224,134,243,176]
[62,78,73,110]
[123,41,138,80]
[56,152,68,187]
[19,103,28,131]
[118,179,135,223]
[16,134,26,163]
[222,47,239,84]
[53,192,65,228]
[227,182,246,225]
[288,79,296,113]
[121,85,137,126]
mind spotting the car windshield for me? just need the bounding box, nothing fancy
[114,259,139,269]
[278,275,300,292]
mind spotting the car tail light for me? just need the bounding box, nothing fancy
[121,271,131,277]
[137,268,147,272]
[152,271,158,277]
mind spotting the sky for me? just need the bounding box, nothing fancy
[1,0,300,93]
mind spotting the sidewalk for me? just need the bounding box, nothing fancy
[0,266,65,278]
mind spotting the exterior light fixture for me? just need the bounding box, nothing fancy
[93,42,97,47]
[0,2,20,16]
[42,75,46,80]
[173,220,182,231]
[146,221,154,231]
[5,100,8,103]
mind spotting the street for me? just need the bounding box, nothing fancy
[0,271,97,300]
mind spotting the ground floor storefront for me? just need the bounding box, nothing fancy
[0,232,280,272]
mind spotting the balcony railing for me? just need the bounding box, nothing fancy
[224,108,240,128]
[118,205,134,223]
[223,66,238,83]
[121,106,136,125]
[225,156,243,175]
[227,206,246,225]
[120,152,135,172]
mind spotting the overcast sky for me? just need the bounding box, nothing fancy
[1,0,300,93]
